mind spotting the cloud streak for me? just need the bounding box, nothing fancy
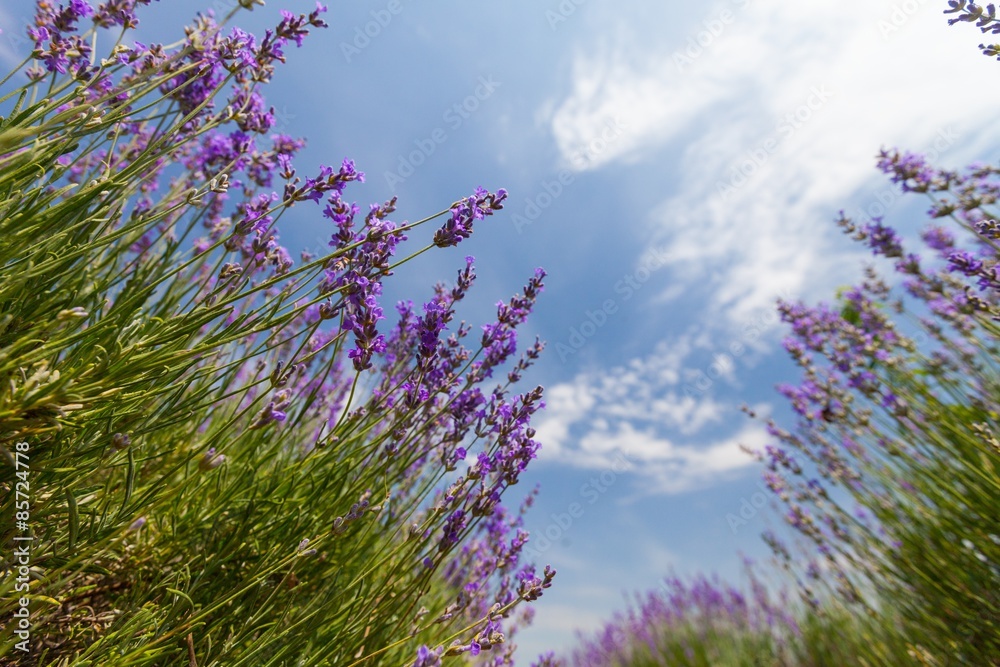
[545,0,1000,322]
[535,336,770,494]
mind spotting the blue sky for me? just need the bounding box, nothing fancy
[4,0,1000,659]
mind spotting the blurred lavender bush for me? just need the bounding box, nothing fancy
[0,2,554,664]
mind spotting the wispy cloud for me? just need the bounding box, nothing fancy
[536,336,769,494]
[544,0,1000,323]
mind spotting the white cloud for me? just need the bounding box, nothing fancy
[544,0,1000,324]
[536,336,767,493]
[535,380,597,459]
[577,420,767,495]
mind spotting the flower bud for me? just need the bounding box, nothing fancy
[110,432,131,451]
[199,448,226,471]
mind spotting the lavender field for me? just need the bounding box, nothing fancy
[0,1,997,665]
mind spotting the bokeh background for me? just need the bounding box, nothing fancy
[3,0,999,658]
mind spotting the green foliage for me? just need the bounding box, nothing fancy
[0,7,545,666]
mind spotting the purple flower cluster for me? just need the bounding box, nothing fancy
[876,148,944,193]
[945,1,1000,59]
[751,145,1000,636]
[947,249,1000,291]
[862,219,904,258]
[563,569,801,667]
[433,187,508,248]
[28,0,101,76]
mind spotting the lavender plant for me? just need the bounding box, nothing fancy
[753,150,1000,666]
[746,8,1000,664]
[0,2,554,665]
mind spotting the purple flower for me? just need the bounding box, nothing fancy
[249,391,292,429]
[876,149,939,192]
[433,187,507,247]
[863,219,903,258]
[412,645,442,667]
[94,0,152,29]
[199,448,226,471]
[947,250,984,276]
[922,226,955,252]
